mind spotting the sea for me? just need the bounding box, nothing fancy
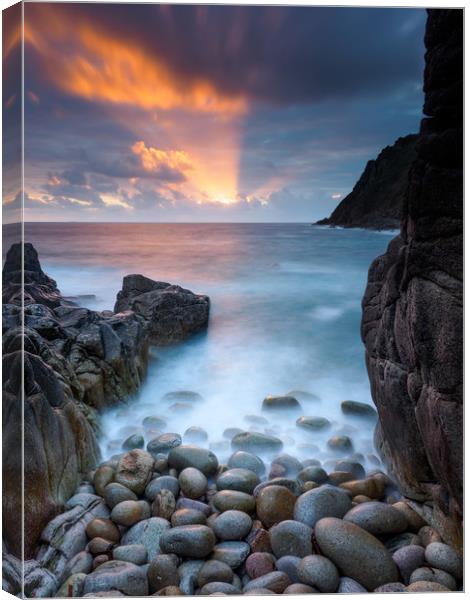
[13,222,397,468]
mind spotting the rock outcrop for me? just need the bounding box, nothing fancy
[115,274,210,345]
[316,134,418,230]
[361,9,463,549]
[2,243,210,560]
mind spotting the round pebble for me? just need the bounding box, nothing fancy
[160,524,216,558]
[269,520,313,558]
[425,542,463,579]
[213,490,256,514]
[152,489,176,520]
[86,518,120,543]
[103,483,138,509]
[179,467,207,499]
[409,566,457,591]
[256,485,296,528]
[392,545,425,584]
[171,508,207,527]
[245,553,275,579]
[298,555,339,593]
[406,581,451,592]
[275,556,301,583]
[217,468,260,494]
[147,433,182,456]
[315,517,399,591]
[212,510,253,541]
[197,560,234,587]
[294,484,351,528]
[343,501,408,535]
[148,554,180,593]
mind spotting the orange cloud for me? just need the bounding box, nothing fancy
[24,11,247,115]
[131,141,194,174]
[23,6,258,209]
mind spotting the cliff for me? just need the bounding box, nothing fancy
[316,134,418,230]
[361,9,463,549]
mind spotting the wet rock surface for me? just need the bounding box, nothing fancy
[114,274,210,345]
[361,8,463,550]
[2,242,210,563]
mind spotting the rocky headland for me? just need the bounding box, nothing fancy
[316,134,418,231]
[2,242,209,570]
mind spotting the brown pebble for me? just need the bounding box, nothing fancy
[328,471,355,486]
[247,526,273,554]
[92,555,109,570]
[86,519,120,543]
[245,552,276,579]
[352,495,372,503]
[284,583,317,593]
[148,554,180,593]
[302,481,319,492]
[418,525,441,546]
[406,581,450,592]
[93,466,115,496]
[393,501,426,532]
[153,586,184,596]
[152,490,176,520]
[339,478,384,499]
[88,537,115,555]
[269,464,287,479]
[256,485,296,528]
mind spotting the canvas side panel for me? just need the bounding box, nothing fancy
[2,2,24,596]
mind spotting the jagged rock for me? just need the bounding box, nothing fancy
[361,9,463,549]
[316,134,418,230]
[35,494,109,585]
[2,243,209,563]
[114,274,210,345]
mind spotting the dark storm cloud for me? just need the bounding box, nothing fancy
[21,4,426,222]
[25,4,425,106]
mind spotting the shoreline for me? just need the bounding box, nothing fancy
[21,428,462,597]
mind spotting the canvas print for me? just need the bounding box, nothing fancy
[2,2,463,597]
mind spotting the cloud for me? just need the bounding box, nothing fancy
[24,4,426,107]
[131,141,194,182]
[24,6,247,114]
[20,4,427,222]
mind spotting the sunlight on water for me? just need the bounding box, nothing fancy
[23,222,396,469]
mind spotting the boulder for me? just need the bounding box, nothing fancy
[114,274,210,345]
[315,517,399,591]
[114,450,154,495]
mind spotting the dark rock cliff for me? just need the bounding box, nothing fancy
[361,9,463,549]
[316,134,418,230]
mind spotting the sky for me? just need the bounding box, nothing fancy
[4,3,426,223]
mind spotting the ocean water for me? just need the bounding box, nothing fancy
[19,222,396,468]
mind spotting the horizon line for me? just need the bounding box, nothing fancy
[5,220,317,226]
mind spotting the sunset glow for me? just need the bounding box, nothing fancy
[7,4,426,222]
